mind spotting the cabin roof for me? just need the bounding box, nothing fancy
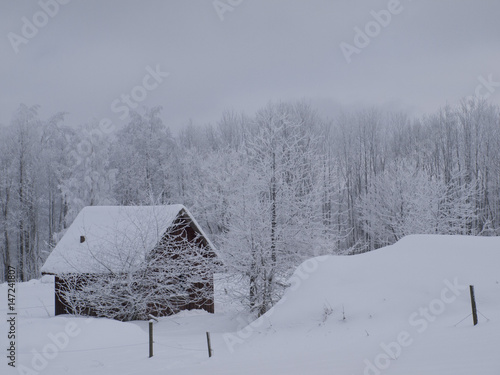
[41,204,215,275]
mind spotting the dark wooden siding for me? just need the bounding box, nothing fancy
[55,276,68,316]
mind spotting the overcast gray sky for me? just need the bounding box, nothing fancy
[1,0,499,131]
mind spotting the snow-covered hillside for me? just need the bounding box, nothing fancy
[2,235,500,374]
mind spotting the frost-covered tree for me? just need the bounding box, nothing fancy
[0,124,15,280]
[112,106,174,205]
[57,212,217,321]
[58,119,117,219]
[220,102,330,315]
[358,161,476,248]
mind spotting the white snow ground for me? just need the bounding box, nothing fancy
[1,234,499,374]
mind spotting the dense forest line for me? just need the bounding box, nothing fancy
[1,99,499,311]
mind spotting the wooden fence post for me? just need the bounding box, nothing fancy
[469,285,478,326]
[206,331,212,358]
[149,321,154,358]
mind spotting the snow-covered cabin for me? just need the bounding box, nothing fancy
[41,205,217,318]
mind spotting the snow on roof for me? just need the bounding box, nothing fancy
[41,204,214,275]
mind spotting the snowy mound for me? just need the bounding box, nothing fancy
[266,234,500,329]
[222,235,500,375]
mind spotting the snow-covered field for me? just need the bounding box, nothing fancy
[2,234,500,374]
